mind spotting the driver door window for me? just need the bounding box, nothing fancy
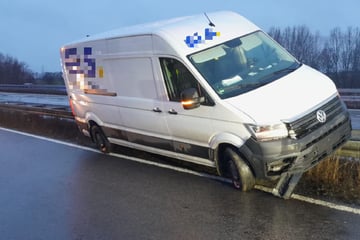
[160,58,200,102]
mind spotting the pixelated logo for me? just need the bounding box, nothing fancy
[64,47,96,78]
[185,28,220,48]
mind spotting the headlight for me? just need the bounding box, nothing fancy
[246,123,289,141]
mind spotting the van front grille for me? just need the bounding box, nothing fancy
[285,96,345,139]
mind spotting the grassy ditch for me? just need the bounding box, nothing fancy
[297,132,360,204]
[300,148,360,204]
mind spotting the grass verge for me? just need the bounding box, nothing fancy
[300,152,360,204]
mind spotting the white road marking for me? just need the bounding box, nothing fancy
[2,126,360,215]
[255,185,360,215]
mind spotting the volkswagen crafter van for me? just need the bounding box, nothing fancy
[60,11,351,198]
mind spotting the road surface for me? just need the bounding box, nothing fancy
[1,128,360,240]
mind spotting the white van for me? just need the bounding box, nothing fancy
[60,11,351,198]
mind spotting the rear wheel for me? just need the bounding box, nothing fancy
[224,147,255,191]
[91,125,111,153]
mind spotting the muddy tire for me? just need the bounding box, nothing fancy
[91,125,111,153]
[224,147,255,191]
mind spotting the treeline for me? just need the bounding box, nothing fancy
[0,53,34,84]
[268,26,360,88]
[0,53,63,85]
[0,26,360,87]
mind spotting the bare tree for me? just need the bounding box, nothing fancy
[319,27,360,87]
[323,27,360,73]
[342,27,356,72]
[349,27,360,72]
[268,26,322,69]
[320,27,342,74]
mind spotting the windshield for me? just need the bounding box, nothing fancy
[188,31,301,99]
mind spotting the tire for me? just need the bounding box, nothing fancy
[223,147,255,191]
[91,125,111,153]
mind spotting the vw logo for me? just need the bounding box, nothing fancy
[316,110,327,123]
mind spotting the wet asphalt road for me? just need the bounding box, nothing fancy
[1,128,360,240]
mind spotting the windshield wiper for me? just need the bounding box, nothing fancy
[273,63,302,75]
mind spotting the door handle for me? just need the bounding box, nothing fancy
[168,108,178,115]
[152,107,162,113]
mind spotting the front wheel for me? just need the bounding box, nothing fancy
[224,147,255,191]
[91,125,111,153]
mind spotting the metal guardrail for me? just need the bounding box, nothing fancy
[0,101,73,119]
[0,84,67,95]
[1,85,359,96]
[0,85,359,121]
[0,85,359,97]
[338,88,360,94]
[0,87,358,163]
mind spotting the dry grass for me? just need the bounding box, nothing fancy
[301,153,360,203]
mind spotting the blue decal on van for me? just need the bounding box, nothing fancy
[205,28,220,40]
[64,47,96,78]
[185,28,220,48]
[185,32,204,48]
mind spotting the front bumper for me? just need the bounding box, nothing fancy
[241,113,352,180]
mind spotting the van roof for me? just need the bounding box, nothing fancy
[64,11,260,56]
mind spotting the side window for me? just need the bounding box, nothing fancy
[160,57,201,102]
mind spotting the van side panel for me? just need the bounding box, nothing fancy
[105,58,157,98]
[104,55,171,148]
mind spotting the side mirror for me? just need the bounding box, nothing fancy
[180,88,204,110]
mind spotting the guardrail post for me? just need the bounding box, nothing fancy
[272,172,303,199]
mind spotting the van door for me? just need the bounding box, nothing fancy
[159,57,214,162]
[107,57,172,151]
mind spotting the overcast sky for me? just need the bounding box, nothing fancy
[0,0,358,73]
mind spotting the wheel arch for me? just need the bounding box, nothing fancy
[84,112,104,142]
[209,133,255,178]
